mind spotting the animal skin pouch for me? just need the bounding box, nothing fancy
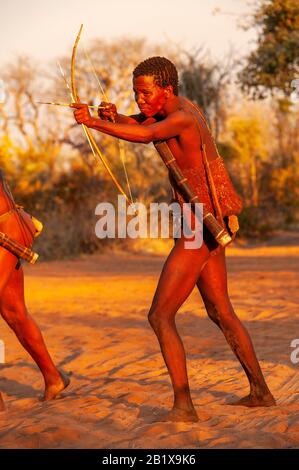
[0,177,43,247]
[16,206,43,239]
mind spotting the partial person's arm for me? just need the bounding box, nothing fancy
[73,103,192,143]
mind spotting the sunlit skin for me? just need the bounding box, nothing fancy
[0,182,70,404]
[0,392,4,411]
[73,75,275,422]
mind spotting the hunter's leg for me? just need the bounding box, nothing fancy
[148,235,210,422]
[0,256,69,400]
[197,250,275,407]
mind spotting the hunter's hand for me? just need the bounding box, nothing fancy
[72,103,93,126]
[98,101,117,122]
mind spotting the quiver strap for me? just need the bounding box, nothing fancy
[186,99,243,224]
[154,140,232,247]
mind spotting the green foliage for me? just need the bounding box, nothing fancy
[216,142,240,162]
[239,0,299,98]
[238,205,276,238]
[270,162,299,214]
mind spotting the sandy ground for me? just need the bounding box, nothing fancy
[0,235,299,449]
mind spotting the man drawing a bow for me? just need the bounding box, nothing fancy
[73,56,275,422]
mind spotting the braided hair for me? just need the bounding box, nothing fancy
[133,57,179,96]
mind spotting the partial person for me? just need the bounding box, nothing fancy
[72,56,275,422]
[0,172,69,405]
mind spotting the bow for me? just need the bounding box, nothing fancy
[70,24,131,202]
[83,46,134,206]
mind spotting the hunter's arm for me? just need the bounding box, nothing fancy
[113,113,144,124]
[86,110,192,143]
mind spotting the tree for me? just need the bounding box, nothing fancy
[227,115,268,206]
[179,48,235,141]
[239,0,299,99]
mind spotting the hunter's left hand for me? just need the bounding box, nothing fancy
[72,103,92,126]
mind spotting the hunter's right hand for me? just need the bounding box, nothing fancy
[98,101,117,122]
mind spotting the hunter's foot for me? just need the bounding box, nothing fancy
[42,371,70,401]
[154,407,199,423]
[229,392,276,408]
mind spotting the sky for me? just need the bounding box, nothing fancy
[0,0,257,67]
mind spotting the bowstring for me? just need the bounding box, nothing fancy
[83,47,135,207]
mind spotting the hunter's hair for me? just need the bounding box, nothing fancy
[133,56,179,95]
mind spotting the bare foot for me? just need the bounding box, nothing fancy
[229,393,276,408]
[42,371,70,401]
[0,393,5,411]
[154,407,199,423]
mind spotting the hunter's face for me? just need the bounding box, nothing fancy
[133,75,168,117]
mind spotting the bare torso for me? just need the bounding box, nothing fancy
[138,96,219,172]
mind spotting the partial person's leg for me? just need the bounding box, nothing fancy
[148,235,211,422]
[197,249,275,407]
[0,249,69,400]
[0,392,4,410]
